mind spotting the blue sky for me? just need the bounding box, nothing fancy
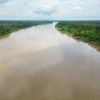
[0,0,100,20]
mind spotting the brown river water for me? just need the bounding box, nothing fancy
[0,23,100,100]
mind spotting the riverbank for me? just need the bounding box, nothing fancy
[56,21,100,46]
[0,21,51,38]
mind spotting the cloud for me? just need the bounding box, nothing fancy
[0,0,100,20]
[34,5,56,16]
[0,0,10,6]
[0,0,9,4]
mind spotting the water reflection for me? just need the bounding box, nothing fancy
[0,23,100,100]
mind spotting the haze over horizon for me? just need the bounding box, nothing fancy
[0,0,100,20]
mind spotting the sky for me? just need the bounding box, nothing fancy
[0,0,100,20]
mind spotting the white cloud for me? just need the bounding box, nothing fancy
[0,0,9,4]
[0,0,100,20]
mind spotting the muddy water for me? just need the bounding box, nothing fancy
[0,23,100,100]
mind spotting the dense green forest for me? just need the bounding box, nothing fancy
[0,21,51,37]
[56,21,100,46]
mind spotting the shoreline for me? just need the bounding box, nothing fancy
[55,23,100,46]
[0,22,51,39]
[56,27,100,52]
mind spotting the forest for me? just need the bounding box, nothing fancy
[56,21,100,46]
[0,21,51,37]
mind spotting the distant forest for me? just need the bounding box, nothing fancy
[56,21,100,46]
[0,20,100,46]
[0,21,51,37]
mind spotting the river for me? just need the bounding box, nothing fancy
[0,23,100,100]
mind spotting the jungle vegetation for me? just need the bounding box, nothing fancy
[0,21,51,37]
[56,21,100,46]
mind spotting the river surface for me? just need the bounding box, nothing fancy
[0,23,100,100]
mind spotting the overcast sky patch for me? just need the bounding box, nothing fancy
[0,0,100,20]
